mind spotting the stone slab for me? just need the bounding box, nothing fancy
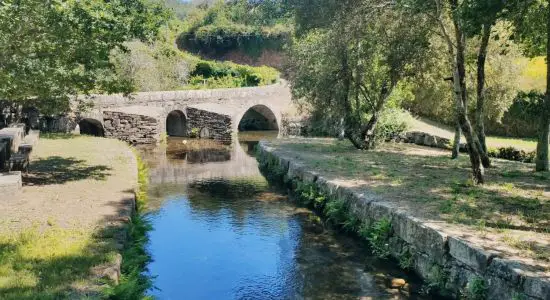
[0,127,23,153]
[448,236,496,272]
[0,171,22,196]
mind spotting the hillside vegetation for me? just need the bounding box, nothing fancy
[176,0,291,67]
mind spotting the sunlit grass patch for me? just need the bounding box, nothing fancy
[0,225,118,299]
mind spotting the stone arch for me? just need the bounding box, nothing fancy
[166,110,187,137]
[79,118,104,137]
[238,105,279,131]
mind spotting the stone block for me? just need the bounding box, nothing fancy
[523,276,550,300]
[424,134,438,147]
[0,127,23,153]
[486,258,523,286]
[392,212,448,264]
[0,171,22,196]
[448,237,496,272]
[414,133,425,145]
[287,161,306,180]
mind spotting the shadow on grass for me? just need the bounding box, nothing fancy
[24,156,112,186]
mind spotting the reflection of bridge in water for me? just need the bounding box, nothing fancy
[143,133,275,186]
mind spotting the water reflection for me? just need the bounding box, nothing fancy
[141,131,425,299]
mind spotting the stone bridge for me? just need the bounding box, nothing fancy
[75,83,291,144]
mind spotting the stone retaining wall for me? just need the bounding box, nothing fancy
[103,111,160,144]
[186,107,232,145]
[257,142,550,300]
[394,131,470,152]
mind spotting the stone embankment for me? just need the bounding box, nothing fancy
[257,141,550,300]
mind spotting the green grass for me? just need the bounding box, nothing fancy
[267,138,550,263]
[0,224,119,299]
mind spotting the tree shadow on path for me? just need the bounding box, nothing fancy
[24,156,112,186]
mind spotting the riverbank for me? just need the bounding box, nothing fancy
[257,138,550,300]
[0,135,139,299]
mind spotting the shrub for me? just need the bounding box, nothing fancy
[487,146,536,163]
[374,108,413,143]
[464,276,488,300]
[187,59,279,89]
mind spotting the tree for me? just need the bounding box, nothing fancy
[0,0,167,115]
[287,0,430,149]
[401,0,486,183]
[512,0,549,171]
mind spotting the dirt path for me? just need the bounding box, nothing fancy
[0,135,136,233]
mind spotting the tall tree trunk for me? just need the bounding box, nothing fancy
[452,121,461,159]
[475,23,492,168]
[536,4,550,172]
[447,0,484,183]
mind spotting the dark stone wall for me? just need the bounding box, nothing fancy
[103,111,159,144]
[186,107,232,145]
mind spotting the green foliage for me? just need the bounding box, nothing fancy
[422,265,449,295]
[177,0,291,58]
[187,60,279,89]
[0,0,168,114]
[374,108,413,143]
[188,127,201,138]
[287,0,430,149]
[464,276,488,300]
[403,23,523,134]
[493,91,544,138]
[322,198,348,226]
[398,247,414,270]
[365,218,393,259]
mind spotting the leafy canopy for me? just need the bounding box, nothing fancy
[0,0,168,114]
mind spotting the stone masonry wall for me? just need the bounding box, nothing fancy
[103,111,159,144]
[257,142,550,300]
[186,107,232,145]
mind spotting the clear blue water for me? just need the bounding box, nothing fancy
[140,134,425,300]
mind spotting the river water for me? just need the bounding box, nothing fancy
[138,132,426,300]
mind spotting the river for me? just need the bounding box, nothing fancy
[138,132,426,300]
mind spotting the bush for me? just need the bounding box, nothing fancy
[487,146,536,163]
[374,108,413,143]
[491,91,544,138]
[187,59,279,89]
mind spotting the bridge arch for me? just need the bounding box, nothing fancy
[166,110,187,137]
[79,118,104,137]
[238,104,279,132]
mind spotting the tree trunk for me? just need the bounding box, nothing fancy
[535,3,550,172]
[475,23,492,168]
[452,121,461,159]
[447,0,484,183]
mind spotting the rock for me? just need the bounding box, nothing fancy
[424,134,438,147]
[199,127,210,139]
[390,278,407,288]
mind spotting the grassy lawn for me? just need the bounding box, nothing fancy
[0,135,137,299]
[409,117,539,151]
[267,138,550,267]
